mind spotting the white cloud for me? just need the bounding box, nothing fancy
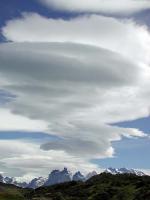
[2,13,150,64]
[0,13,150,176]
[0,42,148,162]
[39,0,150,14]
[0,140,100,180]
[0,108,48,131]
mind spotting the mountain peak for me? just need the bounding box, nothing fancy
[0,167,146,189]
[62,167,70,174]
[105,167,145,176]
[0,174,28,188]
[44,168,71,186]
[28,177,47,189]
[73,171,85,181]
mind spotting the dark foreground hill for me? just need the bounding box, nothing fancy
[1,173,150,200]
[0,182,31,200]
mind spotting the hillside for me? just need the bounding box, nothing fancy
[29,173,150,200]
[0,182,31,200]
[0,173,150,200]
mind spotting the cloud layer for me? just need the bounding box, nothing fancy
[3,13,150,64]
[0,13,150,177]
[0,139,99,180]
[39,0,150,14]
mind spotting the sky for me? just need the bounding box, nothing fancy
[0,0,150,181]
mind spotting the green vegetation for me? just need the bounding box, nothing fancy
[0,182,28,200]
[1,173,150,200]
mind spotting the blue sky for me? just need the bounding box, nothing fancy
[98,117,150,169]
[0,0,150,179]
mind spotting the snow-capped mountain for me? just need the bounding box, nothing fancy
[0,174,28,188]
[72,171,85,181]
[0,167,146,189]
[105,167,145,176]
[27,177,47,189]
[3,176,15,184]
[44,168,97,186]
[0,174,16,185]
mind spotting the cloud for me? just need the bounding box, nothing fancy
[2,13,150,64]
[40,124,145,158]
[0,140,100,179]
[38,0,150,14]
[0,41,149,124]
[0,108,48,131]
[0,13,150,176]
[0,42,140,87]
[0,42,147,160]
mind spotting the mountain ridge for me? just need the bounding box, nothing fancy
[0,167,146,189]
[104,167,145,176]
[0,172,150,200]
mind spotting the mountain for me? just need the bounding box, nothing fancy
[86,171,97,180]
[44,168,71,186]
[0,173,150,199]
[0,167,146,190]
[72,171,85,181]
[29,169,96,188]
[14,181,29,188]
[29,173,150,200]
[0,174,28,188]
[0,174,3,183]
[105,167,145,176]
[3,176,15,184]
[27,177,47,189]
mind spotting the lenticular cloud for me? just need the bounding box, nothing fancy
[0,12,150,175]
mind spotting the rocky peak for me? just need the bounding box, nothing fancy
[73,171,85,181]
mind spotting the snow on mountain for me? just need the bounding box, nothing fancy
[0,167,146,189]
[0,175,16,185]
[3,176,15,184]
[72,171,85,181]
[127,169,145,176]
[14,181,29,188]
[27,177,47,189]
[105,167,145,176]
[0,174,28,188]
